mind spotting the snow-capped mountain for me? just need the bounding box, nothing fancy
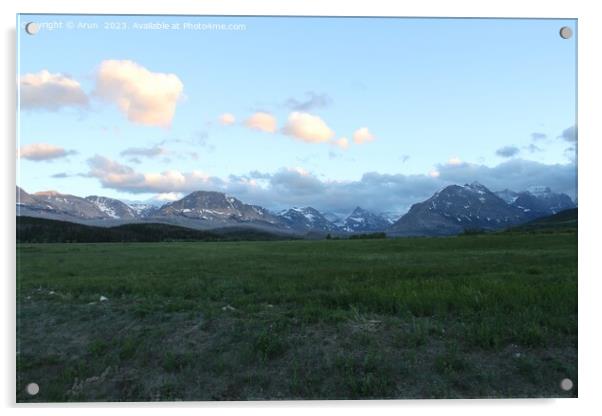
[322,211,345,226]
[16,183,576,236]
[17,187,155,221]
[389,182,528,236]
[120,198,166,217]
[126,203,160,217]
[23,190,109,219]
[494,189,520,204]
[379,211,402,225]
[526,185,555,198]
[341,206,392,233]
[156,191,282,227]
[277,207,339,233]
[16,186,40,206]
[85,196,139,219]
[496,187,576,217]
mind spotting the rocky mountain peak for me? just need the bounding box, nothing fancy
[390,182,526,236]
[342,206,392,233]
[277,206,338,233]
[34,190,64,197]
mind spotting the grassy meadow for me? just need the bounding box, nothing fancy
[16,231,577,401]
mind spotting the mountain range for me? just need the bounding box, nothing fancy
[16,182,576,237]
[388,182,573,236]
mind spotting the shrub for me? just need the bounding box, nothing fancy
[349,232,387,240]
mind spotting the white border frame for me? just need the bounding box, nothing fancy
[3,1,601,415]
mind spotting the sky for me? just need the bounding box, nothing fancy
[17,15,577,216]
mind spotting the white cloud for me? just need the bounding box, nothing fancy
[284,92,332,111]
[243,160,577,214]
[268,167,326,196]
[282,111,335,143]
[332,137,350,150]
[230,169,443,215]
[219,113,236,125]
[19,143,76,161]
[85,155,577,217]
[531,132,547,141]
[435,158,577,199]
[525,144,543,153]
[120,146,167,158]
[87,155,223,194]
[291,167,310,176]
[559,125,577,143]
[95,60,184,127]
[153,192,183,202]
[496,145,520,158]
[563,145,576,162]
[245,112,277,133]
[20,70,88,111]
[447,157,463,166]
[353,127,375,144]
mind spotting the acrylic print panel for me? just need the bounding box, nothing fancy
[16,14,577,402]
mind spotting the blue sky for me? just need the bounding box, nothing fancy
[17,15,577,215]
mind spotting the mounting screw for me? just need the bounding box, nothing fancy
[559,26,573,39]
[25,22,39,35]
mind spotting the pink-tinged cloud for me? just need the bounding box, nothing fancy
[84,157,576,215]
[20,70,88,111]
[95,60,184,128]
[87,155,224,194]
[245,112,277,133]
[282,112,335,143]
[120,146,167,158]
[447,157,463,166]
[332,137,350,150]
[219,113,236,125]
[153,192,183,202]
[353,127,376,144]
[19,143,76,161]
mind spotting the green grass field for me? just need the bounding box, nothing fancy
[16,232,577,401]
